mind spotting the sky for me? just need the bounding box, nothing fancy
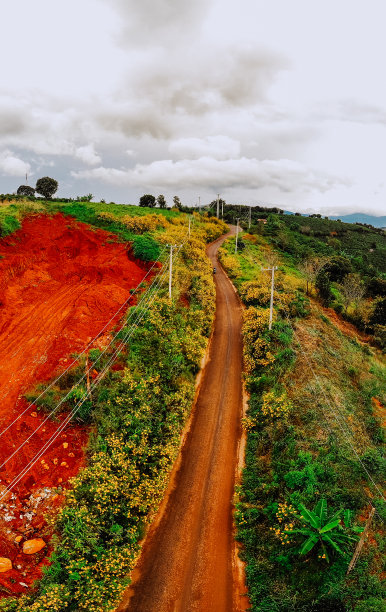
[1,0,386,215]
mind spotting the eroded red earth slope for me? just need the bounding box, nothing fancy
[0,213,150,596]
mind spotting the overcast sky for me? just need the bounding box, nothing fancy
[1,0,385,215]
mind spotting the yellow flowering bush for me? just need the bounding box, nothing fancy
[261,390,292,420]
[269,502,297,546]
[121,213,169,233]
[243,307,275,374]
[218,248,242,279]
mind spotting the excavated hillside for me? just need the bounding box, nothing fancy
[0,213,150,596]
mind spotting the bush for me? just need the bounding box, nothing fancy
[132,235,160,261]
[17,185,35,197]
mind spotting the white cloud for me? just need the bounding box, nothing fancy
[0,151,31,177]
[169,136,240,160]
[72,156,344,194]
[75,144,102,166]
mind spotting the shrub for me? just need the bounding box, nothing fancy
[17,185,35,197]
[132,235,160,262]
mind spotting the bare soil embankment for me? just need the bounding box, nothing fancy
[0,213,149,596]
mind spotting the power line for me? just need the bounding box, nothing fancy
[0,247,168,439]
[233,237,385,508]
[0,240,189,500]
[0,267,169,500]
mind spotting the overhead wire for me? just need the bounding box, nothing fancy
[0,232,190,500]
[233,231,385,509]
[0,246,168,439]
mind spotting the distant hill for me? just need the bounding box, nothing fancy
[329,213,386,228]
[283,211,385,228]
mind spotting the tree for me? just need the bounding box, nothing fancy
[76,193,93,202]
[35,176,58,199]
[156,194,167,209]
[340,273,365,313]
[322,256,352,283]
[370,297,386,326]
[139,194,156,208]
[17,185,35,197]
[172,196,182,210]
[315,270,333,306]
[300,257,327,295]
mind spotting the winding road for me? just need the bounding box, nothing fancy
[118,228,249,612]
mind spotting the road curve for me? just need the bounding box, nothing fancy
[118,228,248,612]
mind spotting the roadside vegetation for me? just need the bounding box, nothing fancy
[0,201,227,611]
[219,232,385,611]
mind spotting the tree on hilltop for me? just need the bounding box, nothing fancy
[35,176,58,199]
[172,196,182,210]
[156,194,167,208]
[139,194,156,207]
[17,185,35,197]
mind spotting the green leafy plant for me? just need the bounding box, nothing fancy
[289,499,362,563]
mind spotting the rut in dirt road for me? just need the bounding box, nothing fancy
[118,229,249,612]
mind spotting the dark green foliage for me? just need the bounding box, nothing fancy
[366,277,386,298]
[370,297,386,325]
[35,176,58,199]
[316,270,333,305]
[173,195,182,210]
[322,256,352,282]
[156,194,167,208]
[139,194,156,207]
[132,235,160,261]
[17,185,35,197]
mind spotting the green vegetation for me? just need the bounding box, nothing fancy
[0,202,228,612]
[220,233,385,611]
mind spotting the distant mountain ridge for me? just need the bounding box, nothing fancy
[328,213,386,228]
[283,210,386,228]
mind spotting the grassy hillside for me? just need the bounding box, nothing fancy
[0,202,228,611]
[219,234,385,611]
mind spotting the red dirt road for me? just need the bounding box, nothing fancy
[0,214,150,596]
[118,229,249,612]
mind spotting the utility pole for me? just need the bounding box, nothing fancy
[235,218,240,254]
[168,244,177,301]
[347,506,375,574]
[198,196,201,212]
[216,193,220,218]
[262,265,278,330]
[221,199,224,218]
[248,206,252,229]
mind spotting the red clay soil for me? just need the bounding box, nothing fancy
[0,213,150,597]
[320,305,371,343]
[118,228,249,612]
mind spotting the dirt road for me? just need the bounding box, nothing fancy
[119,229,249,612]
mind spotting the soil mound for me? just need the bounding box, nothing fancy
[0,213,150,596]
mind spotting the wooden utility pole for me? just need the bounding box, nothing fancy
[346,506,375,574]
[262,265,278,330]
[248,206,252,229]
